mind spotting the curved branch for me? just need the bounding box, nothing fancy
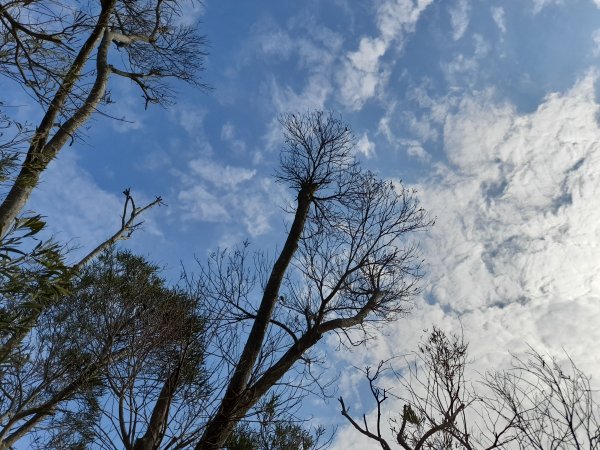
[72,191,163,272]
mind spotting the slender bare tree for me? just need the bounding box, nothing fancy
[483,350,600,450]
[194,111,432,449]
[340,328,600,450]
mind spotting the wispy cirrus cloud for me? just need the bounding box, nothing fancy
[491,6,506,34]
[176,156,282,238]
[336,0,434,110]
[449,0,471,40]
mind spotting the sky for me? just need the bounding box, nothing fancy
[4,0,600,447]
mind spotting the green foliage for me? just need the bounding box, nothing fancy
[32,248,208,449]
[0,112,70,324]
[0,212,70,365]
[226,422,319,450]
[225,394,322,450]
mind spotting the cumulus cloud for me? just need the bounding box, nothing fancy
[426,73,600,319]
[330,71,600,448]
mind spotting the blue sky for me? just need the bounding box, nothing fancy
[5,0,600,447]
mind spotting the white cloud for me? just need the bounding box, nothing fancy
[269,73,332,113]
[440,34,490,88]
[592,29,600,56]
[254,27,295,59]
[250,17,342,119]
[449,0,471,41]
[177,157,281,237]
[376,0,435,43]
[251,18,342,70]
[531,0,564,13]
[188,158,256,189]
[177,184,230,222]
[425,72,600,325]
[337,38,388,110]
[265,74,333,151]
[356,132,376,158]
[171,104,207,135]
[337,0,434,109]
[406,142,430,162]
[330,71,600,448]
[220,122,247,155]
[491,6,506,34]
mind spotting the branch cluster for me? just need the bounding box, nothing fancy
[340,328,600,450]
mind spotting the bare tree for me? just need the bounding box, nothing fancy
[483,350,600,450]
[0,0,207,239]
[194,111,432,449]
[340,328,600,450]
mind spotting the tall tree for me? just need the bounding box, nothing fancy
[0,248,206,450]
[0,0,206,238]
[195,111,432,449]
[0,0,205,366]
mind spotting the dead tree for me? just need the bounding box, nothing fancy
[194,111,432,449]
[339,328,482,450]
[340,328,599,450]
[483,350,600,450]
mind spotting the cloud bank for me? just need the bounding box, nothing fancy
[330,71,600,449]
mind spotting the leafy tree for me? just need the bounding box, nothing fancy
[0,4,205,445]
[0,248,206,450]
[225,394,327,450]
[0,0,204,377]
[226,422,323,450]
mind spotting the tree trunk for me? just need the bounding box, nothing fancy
[195,184,315,450]
[0,1,115,239]
[133,365,181,450]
